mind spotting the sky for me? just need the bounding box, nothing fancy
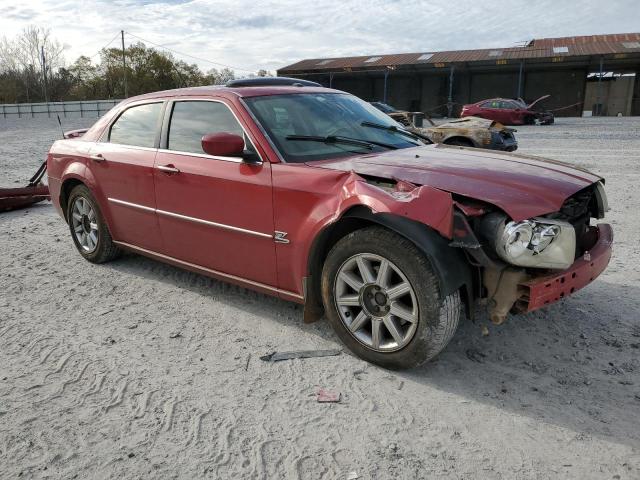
[0,0,637,74]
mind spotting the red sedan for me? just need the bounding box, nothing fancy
[47,78,609,368]
[461,96,554,125]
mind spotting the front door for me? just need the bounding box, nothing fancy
[88,101,164,252]
[153,99,277,287]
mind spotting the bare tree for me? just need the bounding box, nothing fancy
[0,26,64,101]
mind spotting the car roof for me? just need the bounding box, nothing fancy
[479,98,517,103]
[124,85,344,103]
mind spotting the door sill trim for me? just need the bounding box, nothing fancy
[113,240,304,301]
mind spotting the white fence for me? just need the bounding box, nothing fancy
[0,99,122,119]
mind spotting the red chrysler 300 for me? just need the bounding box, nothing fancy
[47,78,612,369]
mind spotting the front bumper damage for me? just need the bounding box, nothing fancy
[483,224,612,324]
[518,223,612,312]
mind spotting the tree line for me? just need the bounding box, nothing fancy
[0,27,271,104]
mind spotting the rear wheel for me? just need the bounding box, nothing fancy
[67,185,121,263]
[321,227,461,369]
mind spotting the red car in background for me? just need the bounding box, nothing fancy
[47,78,609,369]
[461,96,554,125]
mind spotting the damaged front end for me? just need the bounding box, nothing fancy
[451,182,612,324]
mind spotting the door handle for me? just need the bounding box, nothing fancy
[90,153,105,162]
[157,164,180,174]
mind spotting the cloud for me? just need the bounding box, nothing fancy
[0,0,636,74]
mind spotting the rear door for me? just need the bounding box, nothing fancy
[89,101,164,251]
[153,98,277,287]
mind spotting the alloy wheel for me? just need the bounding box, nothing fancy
[333,253,418,352]
[70,196,99,253]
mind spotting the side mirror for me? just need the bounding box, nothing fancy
[201,132,245,157]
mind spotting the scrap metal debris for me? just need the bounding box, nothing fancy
[466,348,486,363]
[317,389,341,403]
[0,161,50,212]
[260,349,341,362]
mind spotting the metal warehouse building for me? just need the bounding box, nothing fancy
[278,33,640,118]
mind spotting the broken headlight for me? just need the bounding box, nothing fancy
[496,218,575,269]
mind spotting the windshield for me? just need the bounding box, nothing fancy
[370,102,398,113]
[243,93,422,163]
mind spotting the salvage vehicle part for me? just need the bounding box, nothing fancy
[260,349,341,362]
[0,125,89,213]
[370,102,517,151]
[46,77,612,369]
[0,161,49,212]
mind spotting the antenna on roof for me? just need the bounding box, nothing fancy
[56,114,65,139]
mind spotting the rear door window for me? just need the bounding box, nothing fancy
[168,101,245,155]
[109,103,162,148]
[482,101,500,109]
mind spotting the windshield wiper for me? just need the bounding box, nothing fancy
[361,121,423,143]
[285,135,397,150]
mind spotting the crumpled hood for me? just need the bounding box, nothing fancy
[309,144,601,221]
[435,116,498,130]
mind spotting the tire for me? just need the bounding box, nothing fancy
[66,184,121,264]
[321,226,461,369]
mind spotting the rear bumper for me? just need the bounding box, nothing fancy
[517,223,613,312]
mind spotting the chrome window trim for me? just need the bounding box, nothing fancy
[103,144,158,153]
[156,148,244,164]
[113,240,304,300]
[165,97,264,164]
[107,197,272,239]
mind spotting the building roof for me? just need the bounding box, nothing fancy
[279,33,640,74]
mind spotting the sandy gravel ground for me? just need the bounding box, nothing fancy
[1,116,639,479]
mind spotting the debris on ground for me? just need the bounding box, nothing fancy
[0,161,50,213]
[481,325,490,337]
[317,389,341,403]
[169,332,182,339]
[260,349,341,362]
[346,471,359,479]
[466,348,486,363]
[353,369,368,380]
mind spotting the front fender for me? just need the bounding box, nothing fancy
[273,166,467,304]
[342,207,472,299]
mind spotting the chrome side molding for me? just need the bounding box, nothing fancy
[107,197,274,240]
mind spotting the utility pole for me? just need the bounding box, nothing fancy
[447,65,455,118]
[121,30,128,98]
[41,46,48,103]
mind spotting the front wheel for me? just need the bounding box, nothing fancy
[321,227,461,369]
